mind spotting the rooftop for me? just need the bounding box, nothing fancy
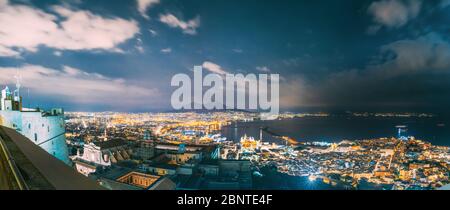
[90,166,176,190]
[93,139,128,149]
[116,171,160,189]
[0,126,104,190]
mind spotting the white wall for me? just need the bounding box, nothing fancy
[0,110,70,164]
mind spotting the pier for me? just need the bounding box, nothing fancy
[260,127,299,145]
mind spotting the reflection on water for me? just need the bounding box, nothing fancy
[221,116,450,146]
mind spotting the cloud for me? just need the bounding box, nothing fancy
[286,32,450,109]
[232,49,243,53]
[135,37,145,53]
[202,61,229,75]
[256,66,271,72]
[366,25,382,35]
[53,51,62,57]
[0,45,21,58]
[373,32,450,76]
[0,1,139,57]
[159,13,200,35]
[278,76,321,108]
[0,65,159,108]
[149,29,158,36]
[137,0,159,19]
[160,48,172,54]
[367,0,422,33]
[135,45,145,53]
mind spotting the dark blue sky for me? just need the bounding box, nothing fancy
[1,0,450,113]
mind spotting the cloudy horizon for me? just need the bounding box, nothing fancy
[1,0,450,114]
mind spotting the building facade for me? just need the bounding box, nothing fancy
[0,86,70,164]
[74,139,132,176]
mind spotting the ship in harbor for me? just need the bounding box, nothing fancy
[0,81,70,165]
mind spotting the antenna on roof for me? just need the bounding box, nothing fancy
[27,88,30,108]
[14,71,22,97]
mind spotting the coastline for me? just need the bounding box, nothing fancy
[221,116,450,146]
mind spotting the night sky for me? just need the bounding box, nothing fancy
[1,0,450,113]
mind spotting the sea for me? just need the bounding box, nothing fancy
[221,116,450,189]
[221,116,450,146]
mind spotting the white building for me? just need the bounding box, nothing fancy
[0,85,70,164]
[74,139,132,176]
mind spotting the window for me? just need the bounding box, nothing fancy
[48,126,50,132]
[28,123,31,129]
[34,133,38,142]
